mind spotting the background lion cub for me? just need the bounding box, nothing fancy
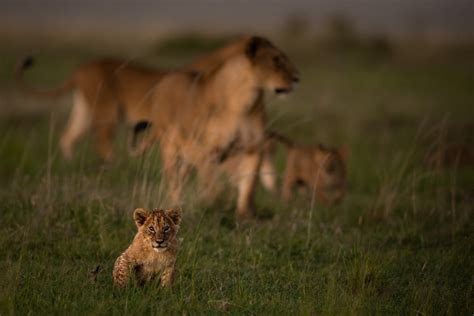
[260,132,347,204]
[113,208,181,288]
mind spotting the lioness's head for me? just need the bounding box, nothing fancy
[245,36,299,95]
[313,145,348,203]
[133,208,181,252]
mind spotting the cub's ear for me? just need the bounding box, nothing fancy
[314,144,329,160]
[246,36,270,59]
[133,208,149,227]
[317,143,329,151]
[338,146,349,162]
[165,208,182,227]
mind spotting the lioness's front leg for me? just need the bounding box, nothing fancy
[161,142,189,206]
[259,155,277,193]
[233,152,262,219]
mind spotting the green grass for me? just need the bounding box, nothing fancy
[0,43,473,314]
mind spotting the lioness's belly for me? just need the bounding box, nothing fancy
[179,118,264,166]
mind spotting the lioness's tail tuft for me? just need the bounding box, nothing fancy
[15,56,74,98]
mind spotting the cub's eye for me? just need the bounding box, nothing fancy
[164,225,170,232]
[147,226,155,233]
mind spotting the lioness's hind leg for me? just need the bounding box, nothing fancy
[90,96,119,162]
[60,91,91,160]
[94,120,117,162]
[128,121,152,156]
[260,156,277,193]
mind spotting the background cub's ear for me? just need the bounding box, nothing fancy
[338,146,349,162]
[133,208,149,227]
[314,145,329,162]
[165,209,182,227]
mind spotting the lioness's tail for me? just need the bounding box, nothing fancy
[266,131,293,148]
[15,56,75,97]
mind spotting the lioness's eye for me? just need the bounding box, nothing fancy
[148,226,155,233]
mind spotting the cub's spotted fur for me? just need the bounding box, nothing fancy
[113,208,181,288]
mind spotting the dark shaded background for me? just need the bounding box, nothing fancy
[1,0,473,50]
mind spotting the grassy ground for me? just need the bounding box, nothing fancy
[0,42,473,314]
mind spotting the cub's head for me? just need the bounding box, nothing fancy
[312,145,348,204]
[245,36,299,95]
[133,208,182,252]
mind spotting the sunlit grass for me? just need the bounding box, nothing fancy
[0,46,473,314]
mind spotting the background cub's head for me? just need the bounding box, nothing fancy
[312,145,348,203]
[133,208,181,252]
[245,36,299,95]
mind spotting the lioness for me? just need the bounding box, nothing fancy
[16,58,169,161]
[260,132,347,204]
[137,36,299,218]
[113,208,181,288]
[15,36,255,161]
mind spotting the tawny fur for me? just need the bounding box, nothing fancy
[15,36,255,162]
[16,58,169,161]
[135,36,299,218]
[113,208,181,288]
[260,132,348,205]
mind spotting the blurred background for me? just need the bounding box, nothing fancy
[1,0,474,50]
[0,1,473,314]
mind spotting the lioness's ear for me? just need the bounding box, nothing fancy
[165,208,182,227]
[246,37,260,59]
[133,208,149,227]
[246,36,270,59]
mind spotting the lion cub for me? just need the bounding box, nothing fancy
[260,132,347,204]
[113,208,181,288]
